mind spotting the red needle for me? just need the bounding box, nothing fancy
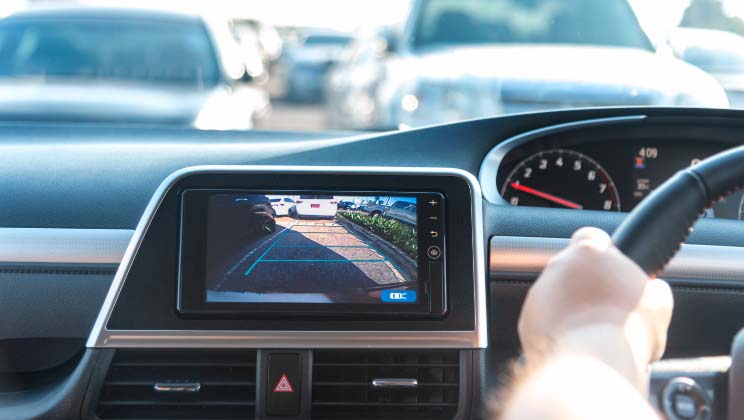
[510,182,583,210]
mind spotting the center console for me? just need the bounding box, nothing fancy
[83,166,486,420]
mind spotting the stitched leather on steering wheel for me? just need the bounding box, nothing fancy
[612,146,744,276]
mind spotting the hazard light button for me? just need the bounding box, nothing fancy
[267,353,302,416]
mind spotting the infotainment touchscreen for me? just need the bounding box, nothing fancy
[178,189,446,316]
[206,193,420,304]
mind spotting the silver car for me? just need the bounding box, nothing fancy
[384,200,417,226]
[0,6,270,129]
[326,0,728,130]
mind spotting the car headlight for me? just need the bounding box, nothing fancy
[395,80,503,129]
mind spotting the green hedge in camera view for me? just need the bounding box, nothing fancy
[338,211,417,259]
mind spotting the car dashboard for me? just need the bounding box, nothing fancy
[2,108,744,419]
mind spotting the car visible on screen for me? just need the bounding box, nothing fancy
[337,200,357,210]
[269,196,296,216]
[384,200,417,226]
[295,195,338,218]
[0,7,269,129]
[326,0,728,130]
[225,195,276,235]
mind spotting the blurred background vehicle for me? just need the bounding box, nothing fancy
[667,27,744,108]
[232,18,284,64]
[0,0,742,132]
[325,0,728,130]
[325,26,398,130]
[276,29,353,102]
[0,5,270,129]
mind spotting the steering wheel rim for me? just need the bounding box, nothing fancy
[612,145,744,276]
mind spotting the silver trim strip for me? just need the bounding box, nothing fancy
[0,228,133,264]
[372,378,418,388]
[153,382,202,393]
[87,166,487,349]
[491,236,744,281]
[478,115,647,204]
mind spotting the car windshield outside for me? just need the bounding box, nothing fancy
[303,34,351,46]
[0,0,742,130]
[411,0,653,50]
[0,18,221,87]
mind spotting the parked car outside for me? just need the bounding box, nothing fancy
[232,195,277,235]
[326,0,728,130]
[269,196,296,216]
[384,200,417,226]
[360,198,390,217]
[279,30,352,102]
[337,201,358,210]
[0,6,270,129]
[295,195,338,218]
[667,27,744,109]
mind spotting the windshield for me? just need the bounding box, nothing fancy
[0,18,221,87]
[303,35,350,46]
[0,0,741,130]
[412,0,653,50]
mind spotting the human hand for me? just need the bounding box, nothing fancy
[517,227,674,390]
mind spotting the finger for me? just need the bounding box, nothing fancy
[570,226,610,246]
[636,279,674,361]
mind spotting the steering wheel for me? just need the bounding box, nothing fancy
[611,146,744,419]
[612,146,744,275]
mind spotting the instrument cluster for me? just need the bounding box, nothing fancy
[496,137,744,220]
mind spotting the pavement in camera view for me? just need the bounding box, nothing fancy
[212,217,409,299]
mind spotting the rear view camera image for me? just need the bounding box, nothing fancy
[205,194,418,304]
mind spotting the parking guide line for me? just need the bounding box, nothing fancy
[216,221,298,289]
[243,226,292,277]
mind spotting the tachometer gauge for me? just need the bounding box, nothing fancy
[501,149,621,211]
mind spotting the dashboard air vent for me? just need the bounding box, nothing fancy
[311,350,460,419]
[95,349,257,419]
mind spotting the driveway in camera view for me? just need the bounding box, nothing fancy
[209,216,410,302]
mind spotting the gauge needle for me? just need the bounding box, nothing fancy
[510,182,583,210]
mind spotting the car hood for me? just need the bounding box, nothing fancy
[392,45,727,107]
[0,80,267,129]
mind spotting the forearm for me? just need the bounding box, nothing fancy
[499,354,659,420]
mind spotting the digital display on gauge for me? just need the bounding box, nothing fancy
[629,145,740,219]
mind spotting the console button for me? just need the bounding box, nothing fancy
[427,246,442,260]
[674,394,697,419]
[267,353,302,417]
[661,377,711,420]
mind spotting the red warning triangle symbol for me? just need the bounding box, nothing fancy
[273,374,294,393]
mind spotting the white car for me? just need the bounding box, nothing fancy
[269,196,296,216]
[295,195,338,218]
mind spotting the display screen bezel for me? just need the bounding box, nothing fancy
[177,189,446,318]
